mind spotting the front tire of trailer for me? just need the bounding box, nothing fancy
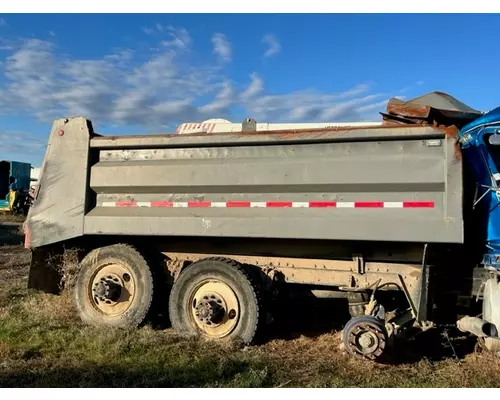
[74,244,154,329]
[168,258,262,345]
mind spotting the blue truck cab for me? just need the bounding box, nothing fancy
[457,109,500,353]
[459,107,500,267]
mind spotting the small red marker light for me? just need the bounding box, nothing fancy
[57,130,64,136]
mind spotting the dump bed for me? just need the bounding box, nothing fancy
[25,116,463,249]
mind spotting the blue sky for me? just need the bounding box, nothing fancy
[1,13,500,166]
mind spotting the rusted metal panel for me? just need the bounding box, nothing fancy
[164,252,421,287]
[163,251,423,314]
[382,92,482,128]
[89,124,448,149]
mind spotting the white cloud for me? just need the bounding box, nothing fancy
[142,24,192,52]
[49,30,56,37]
[161,27,192,50]
[0,18,6,27]
[244,86,385,122]
[357,99,390,113]
[241,73,264,100]
[0,130,46,156]
[199,81,235,116]
[262,34,281,58]
[318,94,383,120]
[211,33,231,63]
[0,32,401,143]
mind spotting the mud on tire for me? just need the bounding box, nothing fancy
[168,257,263,345]
[74,244,154,329]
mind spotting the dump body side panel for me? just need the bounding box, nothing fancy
[83,126,463,244]
[25,119,463,248]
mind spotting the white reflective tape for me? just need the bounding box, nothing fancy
[174,202,188,208]
[137,202,151,207]
[211,202,226,208]
[250,202,266,208]
[337,202,355,208]
[292,202,309,208]
[102,202,115,207]
[383,202,403,208]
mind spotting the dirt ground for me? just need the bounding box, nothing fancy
[0,222,28,287]
[1,219,500,388]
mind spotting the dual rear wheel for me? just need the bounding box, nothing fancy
[73,246,262,344]
[168,258,262,343]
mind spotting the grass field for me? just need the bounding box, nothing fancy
[1,221,500,388]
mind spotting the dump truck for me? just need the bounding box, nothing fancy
[24,91,500,362]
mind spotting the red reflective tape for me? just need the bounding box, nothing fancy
[309,201,337,208]
[151,201,174,207]
[188,201,211,207]
[116,201,137,207]
[403,201,435,208]
[267,201,293,207]
[109,200,435,209]
[355,202,384,208]
[226,201,251,207]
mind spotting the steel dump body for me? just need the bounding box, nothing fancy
[26,117,463,249]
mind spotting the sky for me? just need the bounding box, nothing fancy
[1,13,500,166]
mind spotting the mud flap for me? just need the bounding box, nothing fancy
[27,247,63,295]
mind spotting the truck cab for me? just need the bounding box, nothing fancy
[457,109,500,353]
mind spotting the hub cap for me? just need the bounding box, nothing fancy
[345,319,387,360]
[88,263,136,316]
[189,280,240,338]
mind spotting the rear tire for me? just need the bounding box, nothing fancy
[168,258,262,344]
[74,244,154,329]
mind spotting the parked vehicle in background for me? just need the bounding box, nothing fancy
[0,160,33,216]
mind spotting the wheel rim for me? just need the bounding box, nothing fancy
[346,320,387,360]
[189,279,240,339]
[87,263,136,317]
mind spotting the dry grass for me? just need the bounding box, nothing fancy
[1,226,500,387]
[1,284,500,388]
[0,214,25,223]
